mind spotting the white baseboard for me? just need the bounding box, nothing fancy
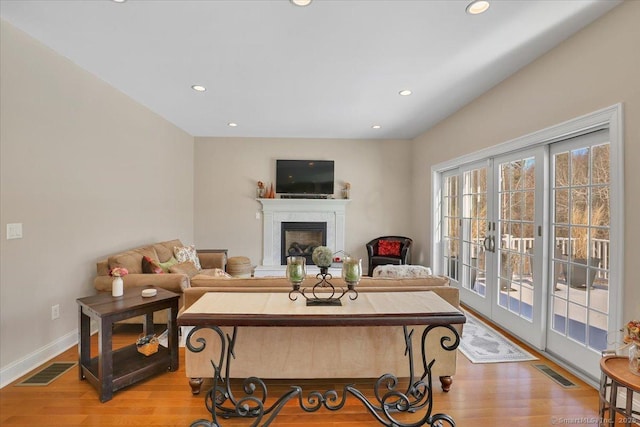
[0,329,78,389]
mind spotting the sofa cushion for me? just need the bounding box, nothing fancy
[378,239,401,256]
[174,245,202,270]
[169,261,199,278]
[108,246,158,274]
[154,239,183,263]
[142,256,164,274]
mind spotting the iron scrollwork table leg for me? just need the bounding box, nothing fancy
[185,323,460,427]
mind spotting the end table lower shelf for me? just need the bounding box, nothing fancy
[81,344,172,395]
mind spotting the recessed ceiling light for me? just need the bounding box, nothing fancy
[112,0,127,3]
[291,0,312,6]
[399,90,412,96]
[466,0,490,15]
[228,122,238,127]
[372,125,382,129]
[191,85,206,92]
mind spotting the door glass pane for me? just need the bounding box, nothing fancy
[571,148,590,186]
[555,152,569,187]
[555,189,569,223]
[568,303,587,343]
[442,175,460,281]
[462,166,487,297]
[523,190,535,222]
[551,142,610,352]
[592,144,610,185]
[497,156,535,321]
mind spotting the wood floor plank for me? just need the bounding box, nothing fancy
[0,321,608,426]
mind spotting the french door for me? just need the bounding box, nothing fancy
[546,130,611,376]
[443,149,545,346]
[442,148,545,348]
[451,162,492,316]
[437,129,615,379]
[435,105,622,381]
[489,148,546,348]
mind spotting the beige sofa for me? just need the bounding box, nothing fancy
[181,275,462,394]
[94,239,226,318]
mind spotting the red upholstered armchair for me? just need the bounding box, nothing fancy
[365,236,413,276]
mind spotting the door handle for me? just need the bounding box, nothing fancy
[483,236,490,251]
[483,236,495,253]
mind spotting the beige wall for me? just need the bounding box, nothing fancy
[410,1,639,321]
[0,21,194,381]
[194,137,413,266]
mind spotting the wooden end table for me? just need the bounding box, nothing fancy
[599,355,640,426]
[77,287,179,402]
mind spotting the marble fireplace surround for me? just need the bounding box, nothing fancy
[258,199,350,268]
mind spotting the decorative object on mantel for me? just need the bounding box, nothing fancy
[264,182,275,199]
[109,267,128,297]
[256,181,265,198]
[288,247,361,306]
[624,319,640,375]
[342,182,351,199]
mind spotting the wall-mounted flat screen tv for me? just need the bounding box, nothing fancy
[276,160,334,195]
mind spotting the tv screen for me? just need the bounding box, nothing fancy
[276,160,334,195]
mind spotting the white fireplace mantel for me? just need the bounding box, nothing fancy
[258,198,350,267]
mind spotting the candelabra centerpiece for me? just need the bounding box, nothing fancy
[287,247,361,306]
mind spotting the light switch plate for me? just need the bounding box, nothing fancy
[6,223,23,239]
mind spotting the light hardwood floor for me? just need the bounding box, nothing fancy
[0,314,608,426]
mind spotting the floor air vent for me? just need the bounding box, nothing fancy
[16,362,77,386]
[533,364,578,388]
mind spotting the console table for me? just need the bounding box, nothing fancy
[178,291,465,427]
[77,287,179,402]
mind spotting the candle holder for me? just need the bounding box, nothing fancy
[342,257,362,287]
[286,256,306,288]
[288,262,359,307]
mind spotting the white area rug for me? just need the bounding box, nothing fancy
[459,313,538,363]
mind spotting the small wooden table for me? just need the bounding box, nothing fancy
[599,355,640,426]
[179,291,465,427]
[77,287,179,402]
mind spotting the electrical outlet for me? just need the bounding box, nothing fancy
[6,223,23,239]
[255,211,261,220]
[51,304,60,320]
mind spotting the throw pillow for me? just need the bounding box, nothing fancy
[141,256,164,274]
[169,261,199,278]
[158,257,179,273]
[378,239,401,256]
[174,245,202,270]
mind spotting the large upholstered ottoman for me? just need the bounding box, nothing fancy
[372,265,433,278]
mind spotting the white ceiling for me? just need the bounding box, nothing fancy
[0,0,620,140]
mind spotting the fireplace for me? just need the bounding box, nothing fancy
[281,222,327,265]
[257,198,349,268]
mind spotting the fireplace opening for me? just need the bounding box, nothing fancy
[281,222,327,265]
